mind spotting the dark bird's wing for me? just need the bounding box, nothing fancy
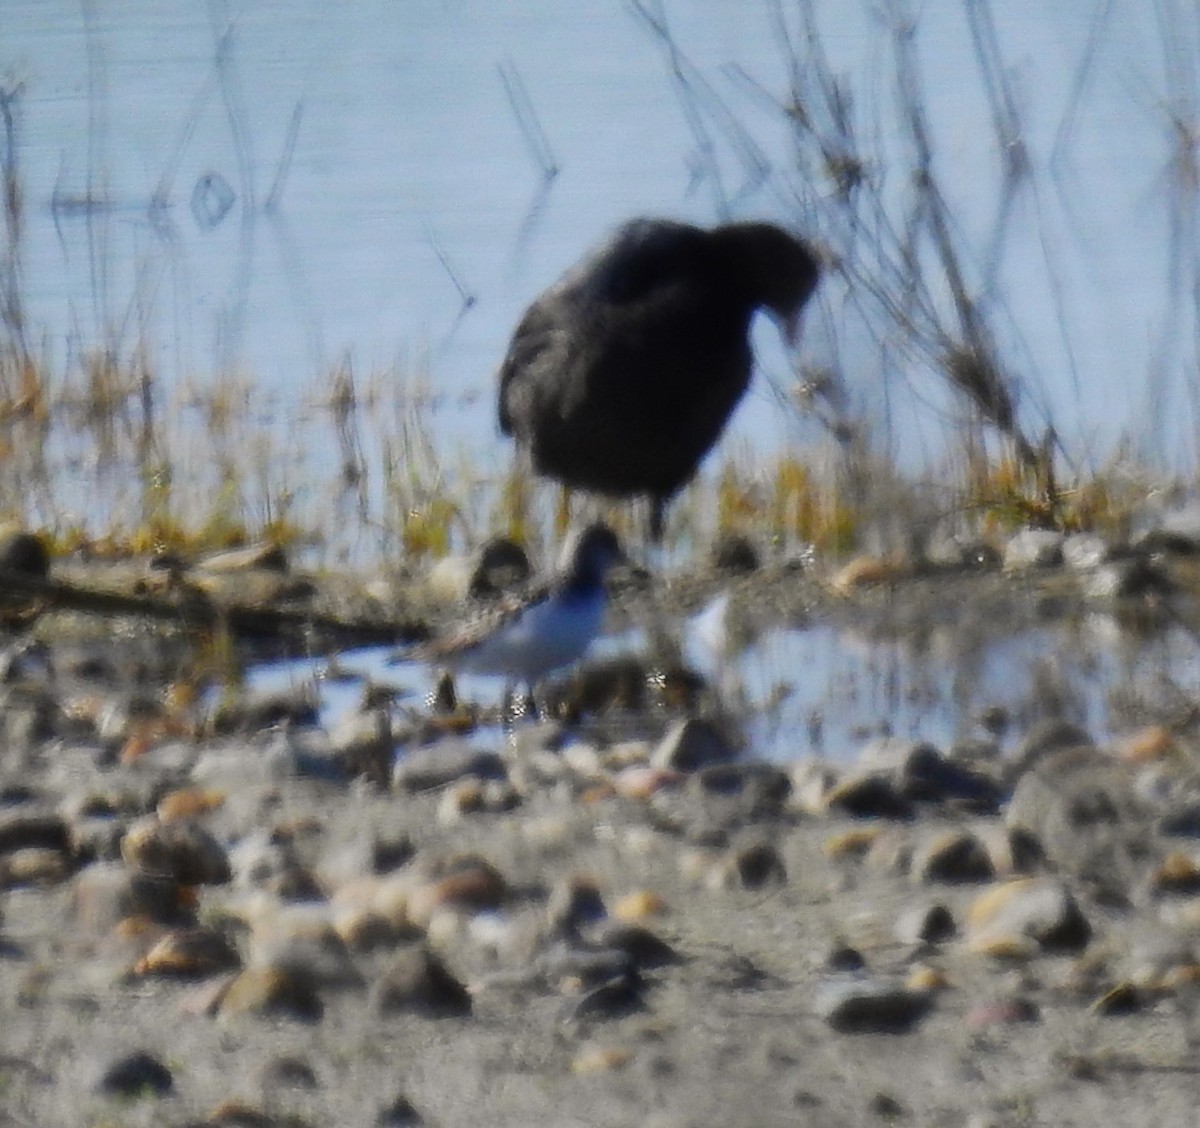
[498,220,708,434]
[574,219,708,305]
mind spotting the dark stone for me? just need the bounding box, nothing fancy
[377,1093,424,1126]
[0,531,49,578]
[710,532,760,574]
[96,1051,174,1097]
[825,774,915,821]
[562,967,646,1024]
[205,688,319,736]
[816,978,933,1034]
[733,842,787,889]
[471,536,531,597]
[370,946,472,1018]
[586,922,680,969]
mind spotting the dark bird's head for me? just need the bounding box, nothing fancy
[710,222,821,345]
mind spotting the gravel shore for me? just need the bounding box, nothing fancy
[2,544,1200,1127]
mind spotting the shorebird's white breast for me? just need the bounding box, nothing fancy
[456,588,606,680]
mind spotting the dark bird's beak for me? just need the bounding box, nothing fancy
[781,308,806,349]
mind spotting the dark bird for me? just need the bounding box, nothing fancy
[498,218,821,541]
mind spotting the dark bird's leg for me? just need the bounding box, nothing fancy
[554,486,574,539]
[648,496,667,545]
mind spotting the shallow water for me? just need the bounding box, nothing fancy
[248,600,1200,765]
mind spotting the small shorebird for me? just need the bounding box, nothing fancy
[498,218,821,541]
[406,523,626,709]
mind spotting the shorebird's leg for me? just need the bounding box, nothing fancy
[500,682,519,727]
[525,680,542,721]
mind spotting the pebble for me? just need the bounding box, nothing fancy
[249,911,364,989]
[585,922,679,969]
[719,841,787,890]
[561,965,646,1025]
[545,874,607,932]
[651,717,739,772]
[204,1097,279,1125]
[376,1091,425,1125]
[1149,851,1200,896]
[204,687,319,736]
[824,773,914,820]
[570,1045,635,1073]
[965,877,1092,954]
[121,816,232,885]
[1061,533,1111,571]
[255,1055,319,1091]
[369,945,472,1017]
[689,761,792,818]
[894,903,956,945]
[157,787,227,822]
[822,827,883,860]
[96,1050,174,1097]
[405,856,508,928]
[815,975,933,1034]
[133,925,241,977]
[0,810,70,855]
[830,555,907,592]
[0,528,50,577]
[1002,528,1064,571]
[330,705,394,785]
[1089,982,1144,1016]
[709,532,760,574]
[612,889,666,922]
[72,862,186,934]
[0,846,71,887]
[392,741,506,793]
[217,965,323,1021]
[913,830,995,884]
[859,738,1001,809]
[1005,747,1150,890]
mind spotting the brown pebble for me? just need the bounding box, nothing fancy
[612,890,666,922]
[207,1099,275,1126]
[121,817,231,885]
[218,966,322,1021]
[133,926,241,978]
[1150,852,1200,896]
[570,1046,634,1073]
[1090,982,1144,1016]
[156,788,226,823]
[965,877,1091,953]
[405,856,507,927]
[905,966,950,992]
[0,847,71,887]
[830,555,907,593]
